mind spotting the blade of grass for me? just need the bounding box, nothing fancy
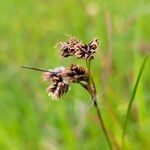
[21,66,54,73]
[121,56,148,148]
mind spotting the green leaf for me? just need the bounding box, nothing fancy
[122,56,148,147]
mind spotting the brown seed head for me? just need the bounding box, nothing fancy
[59,36,99,60]
[42,67,65,82]
[75,38,99,60]
[88,38,99,50]
[59,37,85,58]
[46,81,69,100]
[66,64,88,82]
[59,42,74,57]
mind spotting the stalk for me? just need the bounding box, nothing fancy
[86,60,112,150]
[92,93,112,150]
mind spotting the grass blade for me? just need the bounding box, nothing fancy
[21,66,53,73]
[122,56,148,147]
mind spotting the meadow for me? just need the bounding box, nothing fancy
[0,0,149,149]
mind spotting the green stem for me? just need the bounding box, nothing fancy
[86,60,112,150]
[93,96,112,150]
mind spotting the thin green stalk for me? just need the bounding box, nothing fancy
[93,95,113,150]
[121,56,148,148]
[86,60,112,150]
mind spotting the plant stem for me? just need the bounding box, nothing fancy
[93,95,112,150]
[86,60,112,150]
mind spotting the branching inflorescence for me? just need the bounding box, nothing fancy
[42,64,88,100]
[22,36,113,149]
[42,36,99,100]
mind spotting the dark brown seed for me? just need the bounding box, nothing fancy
[88,38,99,50]
[66,64,88,82]
[47,81,69,100]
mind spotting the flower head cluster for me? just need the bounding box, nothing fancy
[59,37,99,60]
[66,64,88,82]
[42,67,68,99]
[43,36,98,100]
[43,65,88,100]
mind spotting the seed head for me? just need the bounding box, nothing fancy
[75,39,99,60]
[43,37,98,99]
[42,67,65,82]
[88,38,99,50]
[59,42,73,57]
[59,37,82,58]
[46,81,69,100]
[59,36,99,60]
[66,64,88,82]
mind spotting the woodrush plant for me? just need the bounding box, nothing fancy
[22,36,113,149]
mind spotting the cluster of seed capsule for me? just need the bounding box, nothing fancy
[59,37,98,60]
[43,36,99,100]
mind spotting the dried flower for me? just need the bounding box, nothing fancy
[46,81,69,100]
[42,67,69,100]
[59,37,82,57]
[23,36,98,99]
[75,38,99,59]
[41,66,70,99]
[66,64,88,82]
[42,64,89,99]
[88,38,99,50]
[59,42,73,57]
[59,36,99,60]
[42,67,65,82]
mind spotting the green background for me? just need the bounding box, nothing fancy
[0,0,149,149]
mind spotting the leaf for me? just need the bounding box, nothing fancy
[122,56,148,146]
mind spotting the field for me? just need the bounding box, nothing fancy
[0,0,149,149]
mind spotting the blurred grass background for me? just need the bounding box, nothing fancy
[0,0,150,149]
